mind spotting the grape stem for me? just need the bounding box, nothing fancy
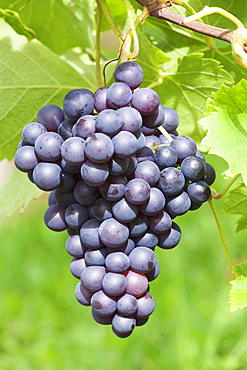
[211,174,241,200]
[158,125,173,142]
[208,197,234,271]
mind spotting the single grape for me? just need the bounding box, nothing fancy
[125,178,150,205]
[44,204,67,231]
[154,145,178,169]
[85,248,107,266]
[187,180,211,203]
[57,118,74,140]
[125,270,148,298]
[84,133,114,163]
[131,88,160,116]
[117,294,138,316]
[134,229,159,249]
[136,147,154,162]
[37,104,64,132]
[181,155,206,181]
[35,132,64,162]
[54,189,76,207]
[149,211,172,234]
[72,115,96,139]
[70,257,87,279]
[136,293,155,318]
[165,191,191,216]
[105,252,130,273]
[61,137,86,166]
[92,309,114,325]
[93,197,113,222]
[129,247,156,273]
[112,131,138,159]
[22,122,47,145]
[99,218,129,248]
[108,156,129,176]
[66,234,87,258]
[65,203,89,229]
[170,135,197,161]
[14,146,39,172]
[81,266,106,293]
[99,175,126,201]
[91,290,117,316]
[81,160,109,187]
[145,135,161,148]
[112,198,139,223]
[80,219,104,249]
[74,180,100,206]
[60,159,81,174]
[158,167,185,196]
[102,272,127,296]
[202,162,216,185]
[145,261,160,281]
[161,107,179,132]
[142,104,165,128]
[158,222,181,249]
[106,82,132,109]
[114,61,144,90]
[122,156,138,177]
[94,87,109,113]
[140,187,166,216]
[112,314,136,338]
[117,107,142,133]
[56,172,76,192]
[134,160,160,186]
[95,109,122,136]
[75,282,93,306]
[128,213,149,238]
[33,162,62,191]
[63,88,94,119]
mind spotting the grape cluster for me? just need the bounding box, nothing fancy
[14,61,215,338]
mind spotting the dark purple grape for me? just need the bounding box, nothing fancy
[22,122,47,145]
[166,192,191,216]
[91,290,117,316]
[54,189,76,207]
[158,222,181,249]
[102,272,127,296]
[170,135,197,161]
[66,235,87,258]
[129,247,156,273]
[14,146,39,172]
[74,180,100,206]
[60,159,81,174]
[149,211,172,234]
[125,178,150,205]
[117,107,142,133]
[81,266,106,292]
[108,156,129,176]
[122,156,138,177]
[106,82,132,109]
[159,167,185,196]
[35,132,63,162]
[95,109,122,136]
[57,118,74,140]
[154,145,178,169]
[187,180,211,203]
[63,88,94,120]
[181,155,206,181]
[114,61,143,90]
[37,104,64,132]
[131,88,159,116]
[99,218,129,248]
[146,261,160,281]
[81,160,109,187]
[93,197,113,222]
[33,162,62,191]
[65,203,89,229]
[72,115,96,139]
[161,107,179,132]
[85,133,114,163]
[57,172,76,193]
[99,175,126,201]
[75,282,93,306]
[92,309,114,325]
[136,147,154,162]
[105,252,130,273]
[142,104,165,128]
[117,294,138,316]
[136,293,155,318]
[44,204,67,231]
[134,160,160,186]
[140,187,166,216]
[61,137,86,166]
[70,257,87,278]
[80,219,103,249]
[94,87,109,113]
[203,162,216,185]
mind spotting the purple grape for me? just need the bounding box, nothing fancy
[181,155,206,181]
[60,159,81,174]
[57,118,74,140]
[102,272,127,296]
[81,266,106,292]
[99,218,129,247]
[33,162,62,191]
[140,187,166,216]
[149,211,172,234]
[99,175,126,201]
[112,314,136,338]
[14,146,39,172]
[158,167,185,196]
[170,135,197,161]
[35,132,63,162]
[95,109,122,136]
[44,204,67,231]
[136,147,154,162]
[80,219,103,249]
[112,198,139,223]
[56,172,76,193]
[146,261,160,281]
[70,257,87,279]
[125,178,150,205]
[112,131,138,159]
[74,180,100,206]
[142,104,165,128]
[114,61,143,90]
[106,82,132,109]
[94,87,109,113]
[187,180,211,203]
[91,290,117,316]
[85,247,107,266]
[48,190,57,206]
[136,293,155,318]
[37,104,64,132]
[92,310,114,325]
[72,115,96,139]
[54,189,76,207]
[117,107,142,133]
[125,270,148,297]
[65,203,89,229]
[158,222,181,249]
[128,213,149,237]
[22,122,47,145]
[131,88,160,116]
[81,159,109,187]
[165,191,191,216]
[85,133,114,163]
[117,294,138,316]
[134,130,146,152]
[122,156,138,177]
[66,235,87,258]
[134,229,159,249]
[145,135,161,148]
[61,137,86,166]
[63,88,94,119]
[75,282,93,306]
[154,145,178,169]
[105,252,130,273]
[92,198,113,222]
[134,160,160,186]
[161,107,179,132]
[108,156,129,176]
[203,162,216,185]
[129,247,156,273]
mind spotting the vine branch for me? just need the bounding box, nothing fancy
[134,0,234,43]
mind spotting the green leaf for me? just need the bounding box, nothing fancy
[199,80,247,184]
[154,54,233,140]
[222,184,247,232]
[0,8,35,40]
[0,19,95,161]
[0,0,94,54]
[229,261,247,312]
[0,168,43,218]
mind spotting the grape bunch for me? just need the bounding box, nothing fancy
[14,61,215,338]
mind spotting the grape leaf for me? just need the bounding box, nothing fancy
[153,53,233,140]
[0,168,43,218]
[0,8,35,40]
[0,19,94,161]
[222,184,247,232]
[199,80,247,184]
[229,261,247,312]
[0,0,94,54]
